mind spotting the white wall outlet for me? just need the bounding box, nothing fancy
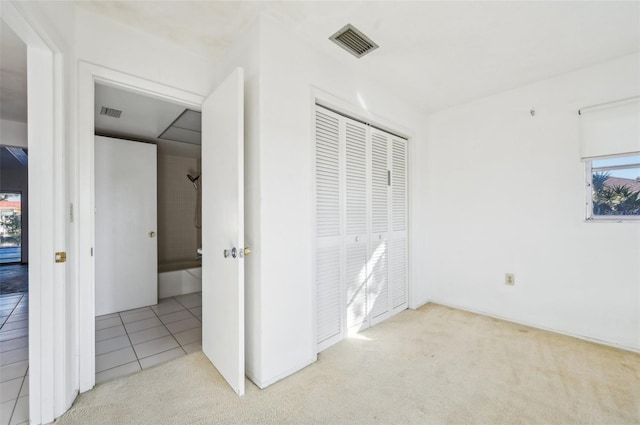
[505,273,515,285]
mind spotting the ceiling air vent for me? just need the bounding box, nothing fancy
[329,24,379,58]
[100,106,122,118]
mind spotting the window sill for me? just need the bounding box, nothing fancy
[585,217,640,223]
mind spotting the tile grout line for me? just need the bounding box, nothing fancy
[173,295,202,323]
[7,364,28,425]
[0,348,29,368]
[149,298,187,356]
[0,293,24,329]
[95,296,202,380]
[117,311,142,371]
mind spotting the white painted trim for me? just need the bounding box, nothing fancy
[406,130,417,310]
[308,91,319,360]
[77,61,205,392]
[2,2,68,423]
[310,88,415,352]
[248,356,316,389]
[426,299,640,354]
[311,87,414,141]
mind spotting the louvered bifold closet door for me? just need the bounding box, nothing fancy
[369,129,390,323]
[391,136,409,312]
[345,120,370,332]
[315,108,343,350]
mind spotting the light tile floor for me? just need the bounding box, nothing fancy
[0,292,29,425]
[0,292,202,425]
[95,293,202,384]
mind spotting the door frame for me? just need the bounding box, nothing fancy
[77,62,204,391]
[309,87,415,354]
[1,2,68,423]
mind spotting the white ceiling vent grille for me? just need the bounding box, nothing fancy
[100,106,122,118]
[330,24,378,58]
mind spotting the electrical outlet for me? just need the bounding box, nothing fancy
[505,273,515,285]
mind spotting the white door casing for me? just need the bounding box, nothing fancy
[201,68,246,396]
[78,62,204,392]
[94,136,158,316]
[2,2,69,423]
[314,105,409,353]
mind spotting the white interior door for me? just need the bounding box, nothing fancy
[201,68,245,395]
[94,136,158,316]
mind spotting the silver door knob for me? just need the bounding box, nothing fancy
[224,247,238,258]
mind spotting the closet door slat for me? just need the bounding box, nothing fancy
[345,122,368,236]
[392,138,407,232]
[369,239,389,319]
[371,132,389,234]
[391,137,408,310]
[315,109,341,237]
[316,247,342,344]
[346,243,368,329]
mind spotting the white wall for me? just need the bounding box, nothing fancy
[253,16,428,387]
[0,119,28,148]
[75,7,218,96]
[421,53,640,351]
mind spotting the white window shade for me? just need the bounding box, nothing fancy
[579,97,640,160]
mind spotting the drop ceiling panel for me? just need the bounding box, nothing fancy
[94,83,185,140]
[159,127,201,145]
[172,110,202,132]
[94,83,202,158]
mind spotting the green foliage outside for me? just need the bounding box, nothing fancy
[0,214,21,246]
[592,172,640,216]
[0,194,22,246]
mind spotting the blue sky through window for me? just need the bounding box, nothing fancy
[592,154,640,180]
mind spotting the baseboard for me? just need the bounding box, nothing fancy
[425,299,640,354]
[247,356,317,389]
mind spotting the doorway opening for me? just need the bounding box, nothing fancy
[93,82,203,383]
[0,19,30,425]
[79,63,246,396]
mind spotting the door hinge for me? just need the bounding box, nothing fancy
[55,252,67,263]
[388,170,391,186]
[91,247,94,257]
[69,203,74,223]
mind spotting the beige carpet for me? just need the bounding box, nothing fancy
[56,304,640,424]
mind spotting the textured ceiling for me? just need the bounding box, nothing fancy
[2,2,639,125]
[76,1,640,114]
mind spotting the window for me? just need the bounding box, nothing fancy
[579,96,639,221]
[0,192,22,263]
[586,154,640,220]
